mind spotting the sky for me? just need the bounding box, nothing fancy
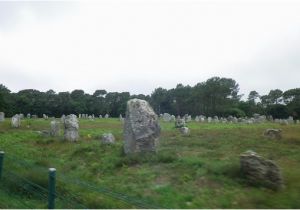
[1,0,300,98]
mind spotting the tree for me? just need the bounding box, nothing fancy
[0,84,13,116]
[268,89,283,104]
[283,88,300,119]
[93,89,107,98]
[150,87,169,114]
[248,90,260,104]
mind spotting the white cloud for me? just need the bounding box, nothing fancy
[1,0,300,96]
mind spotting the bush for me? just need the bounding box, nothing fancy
[224,108,246,118]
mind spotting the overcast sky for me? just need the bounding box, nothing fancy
[1,0,300,98]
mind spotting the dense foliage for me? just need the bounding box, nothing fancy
[0,77,299,119]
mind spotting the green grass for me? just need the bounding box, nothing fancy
[0,118,300,208]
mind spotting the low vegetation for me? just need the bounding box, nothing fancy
[0,118,300,208]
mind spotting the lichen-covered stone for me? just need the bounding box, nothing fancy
[102,133,115,144]
[179,127,190,135]
[123,99,160,154]
[64,114,79,142]
[240,150,283,190]
[175,118,186,128]
[11,114,21,128]
[0,112,4,122]
[264,129,282,140]
[50,120,60,137]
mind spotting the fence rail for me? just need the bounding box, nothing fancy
[0,150,160,209]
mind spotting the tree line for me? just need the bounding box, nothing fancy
[0,77,299,119]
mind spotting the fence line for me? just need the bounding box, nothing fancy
[0,151,161,209]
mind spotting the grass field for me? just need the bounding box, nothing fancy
[0,118,300,208]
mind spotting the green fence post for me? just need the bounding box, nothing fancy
[0,151,4,179]
[48,168,56,209]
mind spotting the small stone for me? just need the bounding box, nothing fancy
[175,118,186,128]
[179,127,190,135]
[264,129,282,140]
[101,133,115,144]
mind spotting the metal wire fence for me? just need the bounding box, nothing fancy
[0,151,160,209]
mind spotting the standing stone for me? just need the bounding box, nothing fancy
[99,115,103,118]
[200,116,206,123]
[213,116,219,123]
[105,114,109,119]
[50,120,60,137]
[101,133,115,144]
[32,114,38,119]
[227,115,233,122]
[240,150,283,190]
[64,114,79,142]
[247,119,254,124]
[61,115,66,123]
[267,115,274,122]
[11,114,21,128]
[195,116,200,122]
[27,113,31,119]
[287,116,294,124]
[184,115,192,122]
[171,115,176,122]
[233,117,238,123]
[163,113,172,122]
[123,99,160,154]
[175,118,186,128]
[207,117,212,123]
[0,112,4,122]
[179,127,190,135]
[19,114,24,119]
[253,113,260,119]
[296,120,299,124]
[264,129,282,140]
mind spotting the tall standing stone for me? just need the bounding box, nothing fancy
[11,114,21,128]
[64,114,79,142]
[123,99,161,154]
[50,120,60,137]
[0,112,4,122]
